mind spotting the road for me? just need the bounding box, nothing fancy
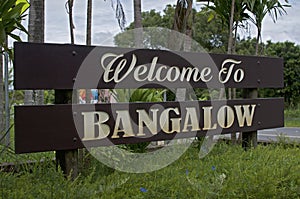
[220,127,300,143]
[258,127,300,143]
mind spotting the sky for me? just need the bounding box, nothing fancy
[17,0,300,46]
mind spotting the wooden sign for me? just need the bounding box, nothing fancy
[13,42,285,154]
[14,42,283,89]
[14,98,284,153]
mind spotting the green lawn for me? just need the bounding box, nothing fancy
[285,106,300,127]
[1,105,299,198]
[1,142,300,199]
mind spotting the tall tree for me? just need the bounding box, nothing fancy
[25,0,45,105]
[0,53,3,133]
[0,0,29,137]
[133,0,143,47]
[241,0,290,149]
[66,0,75,44]
[86,0,92,104]
[228,0,235,54]
[206,0,250,53]
[172,0,194,101]
[171,0,193,51]
[105,0,126,30]
[206,0,252,144]
[246,0,290,55]
[86,0,92,46]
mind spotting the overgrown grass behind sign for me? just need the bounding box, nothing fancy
[1,142,300,199]
[285,105,300,127]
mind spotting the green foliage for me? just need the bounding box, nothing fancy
[193,8,229,53]
[114,5,174,49]
[1,143,300,198]
[0,0,29,57]
[112,89,164,103]
[114,4,299,107]
[114,5,229,52]
[44,90,55,104]
[235,37,257,55]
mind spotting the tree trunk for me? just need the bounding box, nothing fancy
[55,1,78,178]
[67,0,75,44]
[28,0,44,43]
[227,0,236,144]
[133,0,143,48]
[24,91,33,105]
[243,16,260,150]
[0,54,4,135]
[219,0,235,100]
[233,19,238,54]
[255,26,261,56]
[85,0,92,104]
[86,0,92,46]
[170,0,193,51]
[172,0,193,102]
[227,0,235,54]
[27,0,45,105]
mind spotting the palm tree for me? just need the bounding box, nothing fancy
[25,0,45,105]
[86,0,92,46]
[170,0,193,52]
[206,0,250,54]
[133,0,142,47]
[85,0,92,104]
[206,0,252,144]
[239,0,290,149]
[245,0,290,55]
[105,0,126,30]
[171,0,194,101]
[0,54,3,134]
[66,0,75,44]
[0,0,29,140]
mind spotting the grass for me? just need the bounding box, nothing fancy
[285,106,300,127]
[1,142,300,199]
[0,104,299,198]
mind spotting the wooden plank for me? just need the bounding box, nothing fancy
[14,98,284,154]
[14,42,284,89]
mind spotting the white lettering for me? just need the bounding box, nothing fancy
[219,59,243,84]
[136,109,159,136]
[82,112,110,141]
[182,107,201,132]
[112,110,135,138]
[202,106,217,130]
[217,105,235,128]
[234,105,256,127]
[160,108,181,134]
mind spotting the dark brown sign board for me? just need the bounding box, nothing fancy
[15,98,284,154]
[14,42,283,89]
[13,42,285,154]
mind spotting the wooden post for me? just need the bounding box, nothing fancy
[242,88,258,150]
[55,90,78,179]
